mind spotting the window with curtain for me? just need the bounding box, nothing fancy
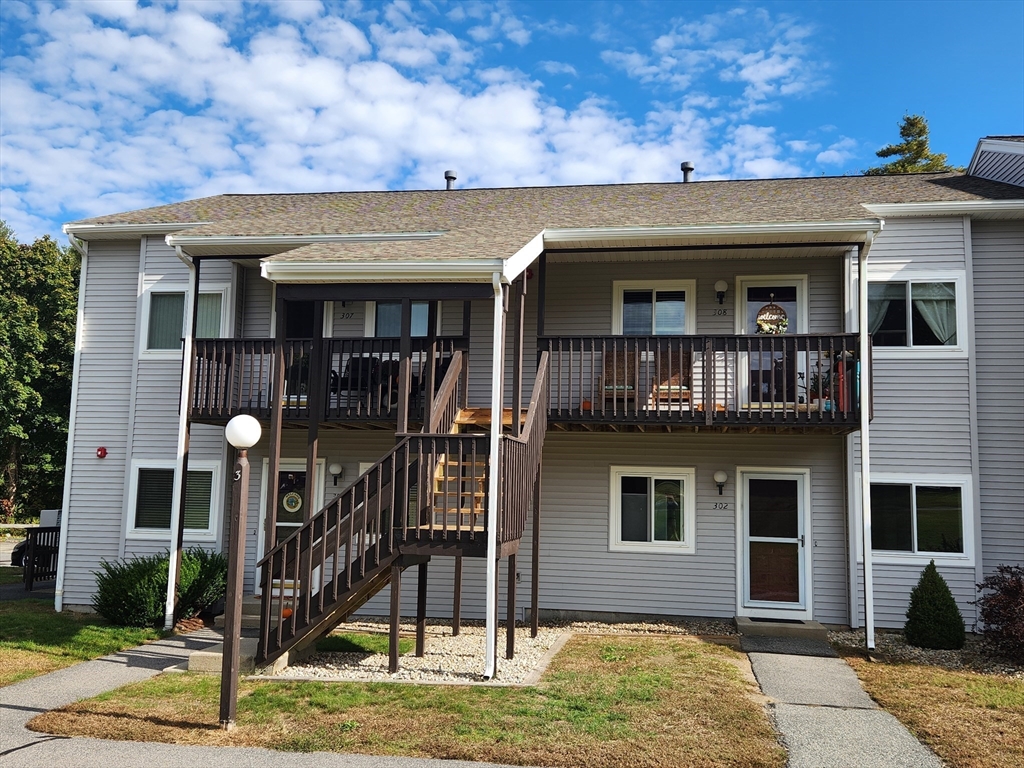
[870,483,964,554]
[620,289,687,335]
[146,291,222,349]
[133,467,215,532]
[868,281,957,347]
[374,301,429,337]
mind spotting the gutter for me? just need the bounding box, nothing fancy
[543,219,884,243]
[63,222,210,239]
[53,234,88,612]
[168,231,444,250]
[863,201,1023,218]
[163,245,197,630]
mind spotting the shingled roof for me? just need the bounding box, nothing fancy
[69,172,1021,237]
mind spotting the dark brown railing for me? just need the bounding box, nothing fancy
[22,526,60,589]
[500,352,549,544]
[539,334,862,428]
[192,336,468,423]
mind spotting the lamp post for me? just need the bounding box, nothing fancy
[220,414,262,730]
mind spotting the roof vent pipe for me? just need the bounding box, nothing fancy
[681,161,694,183]
[444,170,457,190]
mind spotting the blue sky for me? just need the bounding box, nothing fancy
[1,0,1022,241]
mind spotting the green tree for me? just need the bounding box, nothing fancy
[0,222,80,522]
[865,114,964,175]
[904,560,966,650]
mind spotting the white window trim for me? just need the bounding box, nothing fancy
[140,282,231,359]
[609,465,696,554]
[126,458,222,541]
[734,275,809,335]
[865,268,969,358]
[363,300,442,337]
[611,280,697,335]
[852,472,975,567]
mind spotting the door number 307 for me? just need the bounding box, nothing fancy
[713,502,730,509]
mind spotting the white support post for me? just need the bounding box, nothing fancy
[857,243,876,650]
[484,272,505,679]
[164,251,197,630]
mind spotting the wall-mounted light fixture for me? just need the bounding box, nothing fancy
[714,280,728,305]
[328,462,344,486]
[713,470,728,495]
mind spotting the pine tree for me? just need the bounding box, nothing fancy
[864,115,964,175]
[904,560,966,650]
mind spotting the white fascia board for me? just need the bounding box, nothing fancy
[863,200,1023,218]
[167,231,445,249]
[542,219,883,243]
[261,259,502,283]
[502,231,545,282]
[63,222,210,239]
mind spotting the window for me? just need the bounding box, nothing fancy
[613,281,696,335]
[145,290,224,351]
[609,466,695,553]
[128,461,220,539]
[866,475,974,563]
[368,301,430,337]
[869,280,959,347]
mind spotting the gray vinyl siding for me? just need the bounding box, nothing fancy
[332,301,366,337]
[241,268,272,337]
[972,219,1024,574]
[868,217,967,271]
[61,241,140,607]
[970,148,1024,187]
[850,216,980,628]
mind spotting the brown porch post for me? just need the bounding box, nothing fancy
[264,297,288,556]
[396,299,413,435]
[460,302,471,409]
[506,552,516,659]
[424,301,438,424]
[416,560,428,657]
[389,561,403,673]
[511,275,525,438]
[536,253,546,339]
[531,468,541,638]
[452,555,463,636]
[304,301,325,512]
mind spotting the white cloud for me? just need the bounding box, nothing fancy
[0,0,822,239]
[815,136,858,166]
[786,139,820,153]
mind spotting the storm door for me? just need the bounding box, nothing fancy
[740,470,810,618]
[254,459,324,594]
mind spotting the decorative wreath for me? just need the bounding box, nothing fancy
[755,296,789,335]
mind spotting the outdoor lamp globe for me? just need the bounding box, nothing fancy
[225,414,262,449]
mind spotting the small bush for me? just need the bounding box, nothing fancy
[975,564,1024,663]
[904,559,965,650]
[92,548,228,628]
[92,552,168,628]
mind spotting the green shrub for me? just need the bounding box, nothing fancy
[904,559,965,650]
[92,548,228,628]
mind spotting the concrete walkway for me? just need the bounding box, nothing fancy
[748,651,943,768]
[0,631,520,768]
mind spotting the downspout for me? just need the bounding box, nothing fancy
[163,245,196,630]
[858,236,876,650]
[484,271,504,679]
[54,234,88,612]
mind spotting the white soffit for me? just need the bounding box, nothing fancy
[63,222,210,240]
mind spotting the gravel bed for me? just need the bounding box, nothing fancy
[829,629,1023,678]
[276,616,736,685]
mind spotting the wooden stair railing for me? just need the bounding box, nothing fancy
[500,351,549,544]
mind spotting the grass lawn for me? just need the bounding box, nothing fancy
[0,599,163,687]
[0,566,24,586]
[29,635,784,768]
[317,632,414,655]
[844,653,1024,768]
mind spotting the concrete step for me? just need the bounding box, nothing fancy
[188,636,289,676]
[214,613,261,630]
[735,616,829,643]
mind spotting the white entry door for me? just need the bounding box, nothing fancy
[738,468,812,620]
[253,458,324,594]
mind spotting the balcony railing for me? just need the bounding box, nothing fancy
[191,337,468,423]
[538,334,863,430]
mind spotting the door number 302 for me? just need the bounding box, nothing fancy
[713,502,730,509]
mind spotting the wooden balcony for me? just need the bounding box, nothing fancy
[539,334,865,434]
[190,336,468,426]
